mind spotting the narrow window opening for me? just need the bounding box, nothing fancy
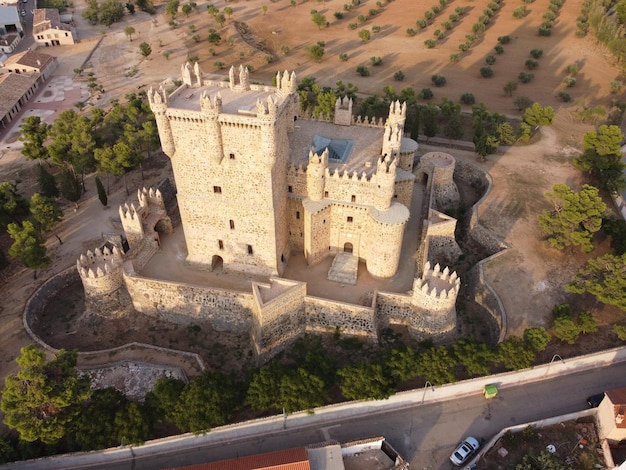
[324,191,329,198]
[229,153,235,159]
[218,240,224,250]
[351,195,356,202]
[288,186,293,193]
[229,219,235,230]
[296,211,300,219]
[213,186,222,193]
[347,216,353,222]
[247,245,253,255]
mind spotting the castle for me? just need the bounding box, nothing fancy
[77,64,464,362]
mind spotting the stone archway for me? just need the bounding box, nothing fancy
[211,255,223,271]
[343,242,353,254]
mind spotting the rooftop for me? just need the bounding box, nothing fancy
[169,83,285,114]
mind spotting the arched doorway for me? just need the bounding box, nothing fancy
[211,255,223,271]
[343,242,353,254]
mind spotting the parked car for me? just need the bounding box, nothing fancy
[20,9,26,15]
[450,436,480,466]
[587,393,605,408]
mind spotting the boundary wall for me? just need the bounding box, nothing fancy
[7,346,626,469]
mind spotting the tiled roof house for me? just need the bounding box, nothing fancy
[33,8,75,46]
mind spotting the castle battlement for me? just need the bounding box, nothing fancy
[77,246,123,280]
[414,261,460,301]
[138,187,166,213]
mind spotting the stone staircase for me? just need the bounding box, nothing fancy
[327,252,358,285]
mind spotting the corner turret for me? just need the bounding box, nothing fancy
[373,153,397,211]
[334,97,353,126]
[147,86,175,157]
[306,147,328,201]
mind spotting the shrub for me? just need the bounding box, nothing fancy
[514,95,533,111]
[334,11,343,19]
[281,44,290,54]
[417,19,428,28]
[406,28,417,36]
[370,56,382,66]
[459,42,470,52]
[368,8,378,16]
[563,77,576,87]
[529,48,543,58]
[448,13,459,22]
[431,74,446,86]
[343,3,352,10]
[503,80,518,96]
[610,80,623,94]
[424,10,434,20]
[431,5,441,14]
[348,22,358,29]
[357,14,367,22]
[494,44,504,54]
[613,324,626,341]
[454,5,466,14]
[424,39,437,48]
[513,6,526,18]
[460,92,475,104]
[358,29,371,42]
[265,55,273,64]
[480,66,494,77]
[394,70,405,81]
[356,64,370,76]
[420,88,434,99]
[214,61,225,69]
[485,55,496,65]
[441,21,452,30]
[449,53,461,62]
[557,91,571,102]
[472,22,486,33]
[339,52,349,61]
[566,63,579,75]
[434,29,445,39]
[497,35,511,44]
[543,11,556,21]
[518,72,534,83]
[525,59,539,70]
[372,25,381,33]
[538,26,552,36]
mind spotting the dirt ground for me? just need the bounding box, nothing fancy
[1,0,625,389]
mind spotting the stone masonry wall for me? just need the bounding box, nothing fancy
[305,296,378,339]
[123,274,254,334]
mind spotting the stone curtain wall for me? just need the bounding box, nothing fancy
[123,274,254,334]
[305,296,378,339]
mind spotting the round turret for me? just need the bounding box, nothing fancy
[416,152,460,212]
[373,154,397,211]
[366,202,409,278]
[306,147,328,201]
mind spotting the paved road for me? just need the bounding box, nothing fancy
[11,361,626,470]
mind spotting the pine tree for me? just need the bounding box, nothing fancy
[95,176,108,207]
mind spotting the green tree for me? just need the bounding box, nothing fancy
[214,13,226,27]
[279,368,328,412]
[523,327,551,352]
[416,346,457,385]
[522,102,554,129]
[82,0,99,24]
[577,311,598,334]
[165,0,179,17]
[37,165,58,199]
[124,26,135,41]
[497,337,536,370]
[7,221,51,278]
[567,253,626,310]
[503,80,518,97]
[171,372,240,433]
[421,104,439,139]
[19,116,49,162]
[552,315,580,344]
[452,338,495,377]
[29,193,63,242]
[72,388,129,450]
[59,169,82,205]
[613,324,626,341]
[385,346,418,382]
[223,6,233,17]
[574,125,626,193]
[538,184,606,253]
[312,11,327,29]
[0,345,91,444]
[95,141,143,194]
[139,42,152,58]
[181,3,192,16]
[95,176,108,207]
[145,377,186,427]
[99,0,125,26]
[338,363,396,400]
[246,363,285,412]
[358,29,371,42]
[603,218,626,255]
[114,401,152,445]
[307,43,325,62]
[0,181,29,227]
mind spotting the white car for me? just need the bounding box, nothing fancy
[450,436,480,466]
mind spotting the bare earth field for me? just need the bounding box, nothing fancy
[0,0,625,405]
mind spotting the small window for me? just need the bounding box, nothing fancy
[288,186,293,193]
[323,219,326,224]
[213,186,222,193]
[281,254,286,263]
[229,153,235,159]
[394,194,398,198]
[347,216,353,222]
[218,240,224,250]
[229,219,235,230]
[324,191,329,198]
[247,245,253,255]
[351,195,356,202]
[296,211,300,219]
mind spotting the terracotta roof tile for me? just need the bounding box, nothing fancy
[0,73,39,118]
[4,50,55,70]
[164,447,311,470]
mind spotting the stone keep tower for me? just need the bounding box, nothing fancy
[148,65,298,276]
[77,246,129,315]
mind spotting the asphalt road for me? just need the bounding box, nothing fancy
[24,360,624,470]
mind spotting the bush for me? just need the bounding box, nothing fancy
[529,48,543,59]
[480,66,494,77]
[543,11,556,21]
[441,21,452,30]
[485,55,496,65]
[434,29,445,39]
[424,10,434,20]
[613,324,626,341]
[566,63,579,75]
[334,11,343,19]
[610,80,623,94]
[562,77,576,87]
[538,26,552,36]
[525,59,539,70]
[498,35,511,44]
[369,8,378,16]
[494,44,504,54]
[518,72,534,83]
[406,28,417,36]
[424,39,437,48]
[394,70,405,81]
[472,22,486,33]
[454,5,466,14]
[372,25,381,32]
[448,13,459,22]
[356,64,370,76]
[449,53,461,62]
[513,6,526,18]
[357,14,367,22]
[431,74,446,86]
[431,5,440,14]
[417,19,427,28]
[348,22,358,29]
[339,52,349,61]
[420,87,433,99]
[459,42,470,52]
[460,92,475,104]
[557,91,571,102]
[358,29,371,42]
[370,56,382,66]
